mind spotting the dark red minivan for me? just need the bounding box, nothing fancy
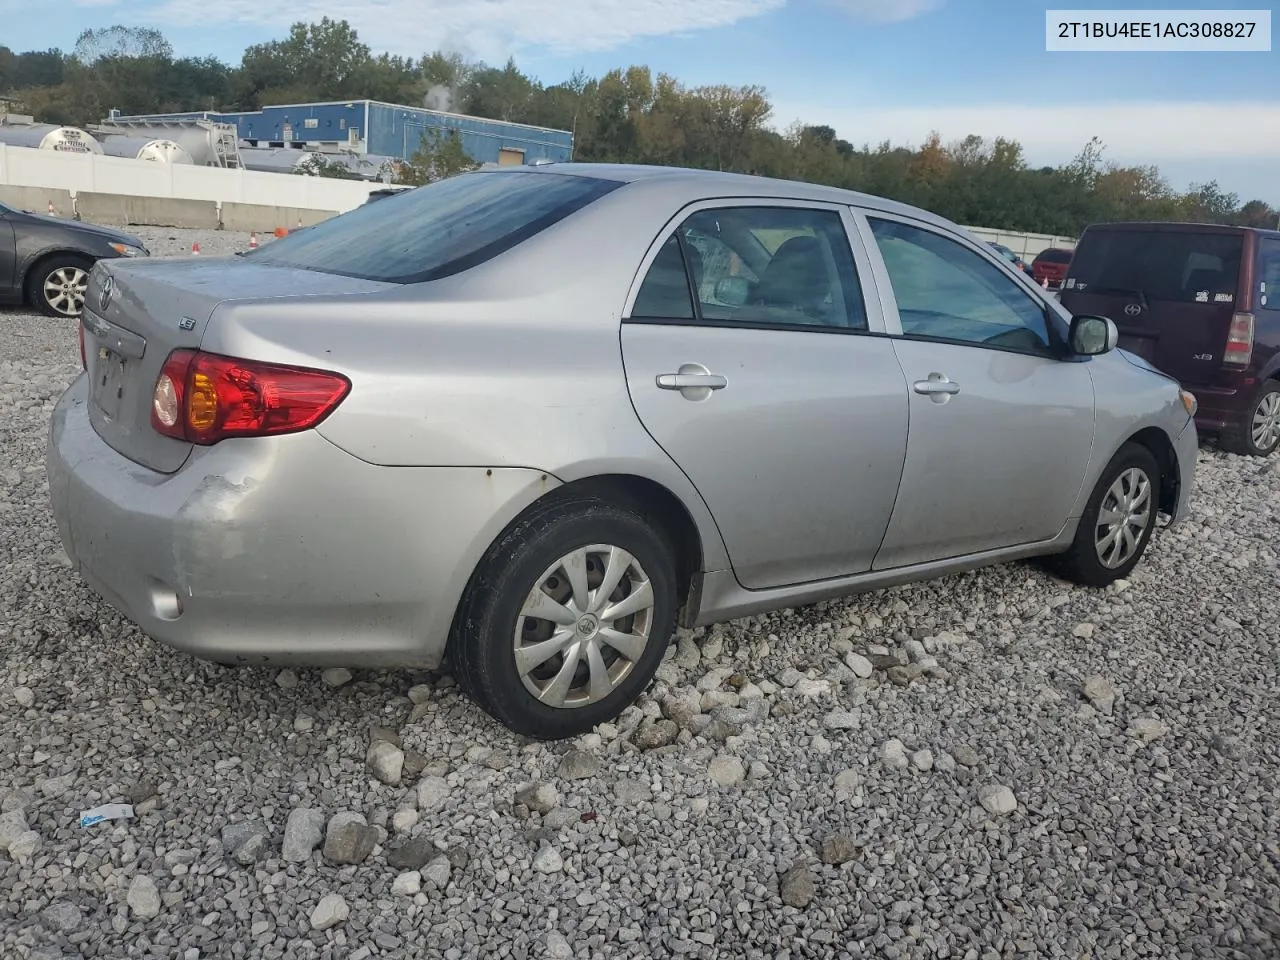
[1059,221,1280,457]
[1031,247,1073,288]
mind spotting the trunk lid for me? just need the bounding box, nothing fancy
[1059,225,1246,386]
[82,257,392,473]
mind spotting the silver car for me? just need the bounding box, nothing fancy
[47,164,1198,739]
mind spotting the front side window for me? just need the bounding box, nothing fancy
[629,205,867,331]
[244,170,621,284]
[868,217,1053,355]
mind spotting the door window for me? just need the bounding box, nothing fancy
[868,217,1054,355]
[1260,239,1280,312]
[630,206,867,330]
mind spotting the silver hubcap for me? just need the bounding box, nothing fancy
[514,544,655,709]
[1251,391,1280,452]
[43,267,88,317]
[1094,467,1152,569]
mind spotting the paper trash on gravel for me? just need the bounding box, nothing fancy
[78,803,135,827]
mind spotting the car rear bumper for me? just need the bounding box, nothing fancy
[1187,381,1247,435]
[46,374,557,669]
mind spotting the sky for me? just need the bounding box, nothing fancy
[5,0,1278,204]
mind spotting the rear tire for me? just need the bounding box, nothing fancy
[28,255,94,319]
[451,495,678,740]
[1219,381,1280,458]
[1048,442,1162,588]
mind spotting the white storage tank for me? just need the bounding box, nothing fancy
[0,123,104,154]
[100,135,193,164]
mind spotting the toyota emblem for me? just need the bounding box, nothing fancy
[1124,303,1142,317]
[99,274,115,312]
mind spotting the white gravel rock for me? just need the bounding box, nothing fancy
[879,738,910,770]
[12,686,34,708]
[321,667,353,688]
[708,755,745,788]
[532,845,564,874]
[391,871,421,896]
[845,652,875,679]
[309,893,350,931]
[127,875,161,919]
[366,740,405,785]
[978,784,1019,815]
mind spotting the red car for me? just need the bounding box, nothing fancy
[1032,247,1073,288]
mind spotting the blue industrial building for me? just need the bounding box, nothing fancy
[114,100,574,167]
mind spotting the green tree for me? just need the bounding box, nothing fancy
[394,128,479,186]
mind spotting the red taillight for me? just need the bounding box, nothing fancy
[1224,312,1254,367]
[150,349,351,445]
[78,322,87,370]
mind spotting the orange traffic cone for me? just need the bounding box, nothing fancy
[1041,276,1049,289]
[191,241,200,255]
[47,201,55,216]
[274,226,289,238]
[249,232,259,249]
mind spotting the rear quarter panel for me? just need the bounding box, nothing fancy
[200,181,735,572]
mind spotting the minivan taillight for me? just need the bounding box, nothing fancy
[1224,312,1254,367]
[151,349,351,445]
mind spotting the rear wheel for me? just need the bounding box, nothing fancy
[1219,381,1280,458]
[29,255,93,319]
[1048,442,1162,588]
[451,496,678,740]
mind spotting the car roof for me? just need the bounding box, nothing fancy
[510,162,963,233]
[1081,220,1280,240]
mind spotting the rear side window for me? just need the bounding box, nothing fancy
[245,170,621,284]
[1067,229,1244,305]
[1260,239,1280,312]
[1036,248,1073,264]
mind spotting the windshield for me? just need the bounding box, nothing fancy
[1036,248,1073,264]
[1066,228,1243,304]
[244,170,622,284]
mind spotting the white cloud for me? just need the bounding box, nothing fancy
[770,99,1280,201]
[146,0,785,62]
[824,0,943,23]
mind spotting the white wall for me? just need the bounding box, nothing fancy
[961,225,1076,260]
[0,143,377,213]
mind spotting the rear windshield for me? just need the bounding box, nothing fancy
[244,170,622,284]
[1066,228,1244,304]
[1036,248,1073,263]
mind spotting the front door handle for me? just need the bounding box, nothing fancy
[913,372,961,403]
[656,373,727,390]
[656,362,727,401]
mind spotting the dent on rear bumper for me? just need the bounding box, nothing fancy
[46,376,560,668]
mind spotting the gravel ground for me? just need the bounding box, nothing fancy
[2,226,1280,960]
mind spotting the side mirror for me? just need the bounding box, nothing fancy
[1069,314,1118,356]
[714,276,750,306]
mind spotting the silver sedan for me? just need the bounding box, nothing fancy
[47,164,1199,739]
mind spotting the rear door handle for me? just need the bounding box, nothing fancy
[655,362,727,401]
[656,373,727,390]
[913,373,960,403]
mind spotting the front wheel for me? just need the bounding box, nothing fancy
[1220,381,1280,458]
[29,255,94,319]
[451,496,678,740]
[1048,442,1162,588]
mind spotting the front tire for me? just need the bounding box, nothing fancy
[451,496,678,740]
[1049,442,1162,588]
[1219,381,1280,458]
[29,255,94,319]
